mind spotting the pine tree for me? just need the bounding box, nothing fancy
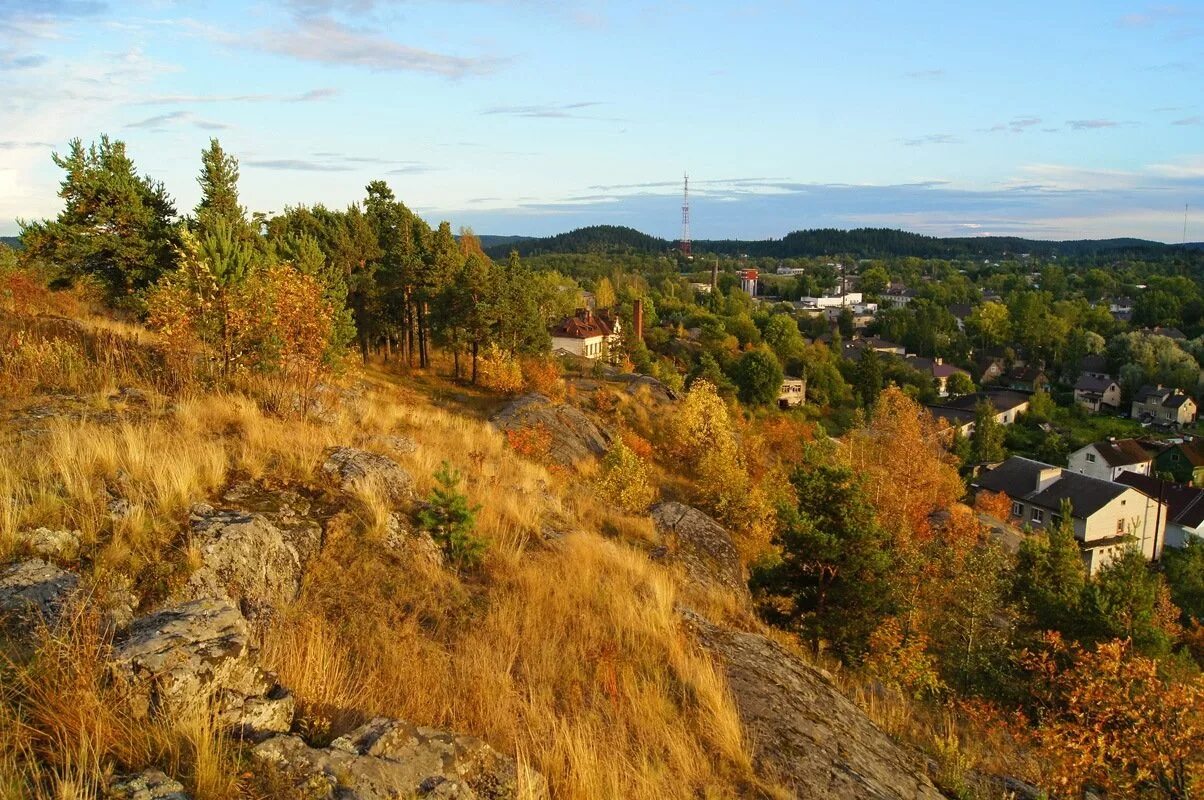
[195,138,247,238]
[971,400,1006,463]
[854,347,883,409]
[21,136,179,297]
[418,462,485,570]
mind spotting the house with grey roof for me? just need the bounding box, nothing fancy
[971,456,1166,574]
[1074,371,1121,412]
[1067,438,1155,482]
[1132,385,1197,427]
[926,389,1031,436]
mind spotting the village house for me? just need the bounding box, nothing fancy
[926,389,1031,436]
[778,377,807,409]
[840,337,907,361]
[550,308,622,360]
[1131,385,1197,427]
[905,356,969,397]
[1073,372,1122,412]
[796,290,864,309]
[1003,364,1049,394]
[1067,438,1154,482]
[975,355,1006,385]
[882,283,917,308]
[1153,439,1204,486]
[972,456,1166,574]
[1116,472,1204,549]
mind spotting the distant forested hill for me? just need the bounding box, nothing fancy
[485,225,669,258]
[484,224,1196,260]
[0,236,20,250]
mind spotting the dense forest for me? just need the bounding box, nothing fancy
[484,224,1203,261]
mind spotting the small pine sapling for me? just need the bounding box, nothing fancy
[418,461,486,570]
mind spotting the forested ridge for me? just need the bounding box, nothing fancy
[486,223,1202,260]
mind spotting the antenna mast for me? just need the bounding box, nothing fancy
[1186,204,1190,245]
[680,173,692,258]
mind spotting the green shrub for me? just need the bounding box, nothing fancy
[418,462,486,571]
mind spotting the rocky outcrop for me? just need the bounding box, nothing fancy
[650,502,748,602]
[184,504,320,621]
[490,394,611,466]
[107,769,190,799]
[110,598,293,738]
[16,527,81,561]
[683,612,945,800]
[383,513,444,568]
[0,558,78,633]
[255,717,530,799]
[619,374,678,403]
[321,447,414,503]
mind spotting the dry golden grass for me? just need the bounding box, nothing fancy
[0,311,776,799]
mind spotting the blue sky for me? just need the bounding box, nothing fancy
[1,0,1202,241]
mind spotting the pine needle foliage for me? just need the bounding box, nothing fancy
[418,461,486,571]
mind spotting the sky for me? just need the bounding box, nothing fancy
[1,0,1202,242]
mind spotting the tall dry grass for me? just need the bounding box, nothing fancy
[0,310,774,798]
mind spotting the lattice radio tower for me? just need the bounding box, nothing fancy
[680,172,692,258]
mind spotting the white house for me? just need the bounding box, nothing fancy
[1067,438,1154,482]
[778,377,807,409]
[797,291,864,309]
[550,308,621,360]
[972,456,1166,574]
[1117,472,1204,549]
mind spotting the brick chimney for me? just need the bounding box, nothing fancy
[632,298,644,341]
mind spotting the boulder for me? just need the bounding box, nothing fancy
[0,558,78,633]
[383,513,444,568]
[649,502,748,602]
[255,717,531,800]
[17,527,81,560]
[321,447,414,503]
[683,611,945,800]
[107,769,190,799]
[185,506,319,620]
[490,394,612,466]
[111,598,292,737]
[619,374,678,403]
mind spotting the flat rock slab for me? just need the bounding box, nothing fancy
[650,502,749,602]
[185,506,318,620]
[107,769,190,799]
[684,612,945,800]
[321,447,414,503]
[255,717,527,800]
[0,558,78,633]
[111,598,291,736]
[490,394,612,466]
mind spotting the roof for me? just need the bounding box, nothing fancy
[1007,365,1046,383]
[1075,373,1116,393]
[949,304,974,319]
[1078,354,1108,374]
[973,456,1132,518]
[550,310,616,340]
[1090,438,1153,467]
[1116,472,1204,529]
[933,390,1031,415]
[1134,385,1194,409]
[926,406,976,428]
[1165,440,1204,468]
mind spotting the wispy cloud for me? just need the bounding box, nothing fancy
[982,116,1043,134]
[248,17,506,78]
[1120,4,1185,27]
[125,110,231,131]
[136,87,338,105]
[244,159,354,172]
[904,68,945,79]
[902,133,960,146]
[482,101,604,119]
[0,140,55,150]
[0,0,106,23]
[0,50,48,69]
[1173,116,1202,125]
[1066,118,1131,130]
[243,153,435,173]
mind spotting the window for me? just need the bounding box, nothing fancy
[1086,453,1097,463]
[1117,519,1125,535]
[1031,508,1045,524]
[1011,501,1023,518]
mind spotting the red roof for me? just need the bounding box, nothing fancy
[550,309,616,340]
